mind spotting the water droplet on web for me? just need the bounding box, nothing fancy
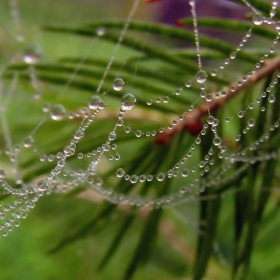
[163,96,169,103]
[121,93,136,110]
[230,52,236,59]
[248,103,254,109]
[253,14,263,25]
[207,116,215,124]
[96,27,106,36]
[50,104,66,121]
[38,180,48,191]
[109,131,116,141]
[23,46,41,64]
[64,145,75,156]
[113,78,125,91]
[185,80,192,87]
[205,94,213,102]
[196,70,207,83]
[130,175,138,184]
[248,118,255,127]
[200,91,206,98]
[116,119,124,127]
[42,103,50,113]
[135,130,142,137]
[156,173,165,181]
[23,136,34,148]
[139,175,146,182]
[146,99,153,106]
[211,69,217,76]
[116,168,125,178]
[238,111,244,118]
[147,175,153,181]
[270,9,276,17]
[40,154,47,161]
[74,130,84,140]
[0,169,6,179]
[181,168,189,177]
[77,153,83,159]
[268,95,276,103]
[88,95,102,110]
[213,137,222,146]
[99,101,106,109]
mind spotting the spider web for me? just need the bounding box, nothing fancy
[0,2,280,274]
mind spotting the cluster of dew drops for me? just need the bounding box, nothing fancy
[1,0,280,237]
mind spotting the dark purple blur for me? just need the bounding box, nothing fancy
[153,0,250,43]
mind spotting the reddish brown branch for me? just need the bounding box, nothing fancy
[156,56,280,145]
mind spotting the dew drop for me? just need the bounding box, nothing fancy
[113,78,125,91]
[196,70,207,83]
[116,119,124,127]
[0,169,6,179]
[42,103,51,112]
[248,103,254,109]
[50,104,66,121]
[74,130,84,140]
[121,93,136,110]
[96,27,106,36]
[135,130,142,137]
[185,80,192,88]
[237,111,244,118]
[23,46,41,65]
[147,175,153,181]
[248,118,255,127]
[270,9,276,17]
[181,168,189,177]
[130,175,138,184]
[211,69,217,76]
[99,101,106,109]
[139,175,146,182]
[146,99,153,106]
[88,95,102,110]
[156,173,165,181]
[207,116,215,125]
[268,95,276,103]
[38,180,48,191]
[205,94,213,102]
[200,91,206,98]
[23,136,34,148]
[109,131,116,141]
[253,14,263,25]
[230,52,236,59]
[195,137,201,144]
[63,145,75,156]
[213,137,222,146]
[163,96,169,103]
[116,168,125,178]
[40,154,47,161]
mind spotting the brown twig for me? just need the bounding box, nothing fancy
[156,56,280,144]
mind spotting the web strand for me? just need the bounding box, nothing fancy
[189,0,202,69]
[96,0,141,94]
